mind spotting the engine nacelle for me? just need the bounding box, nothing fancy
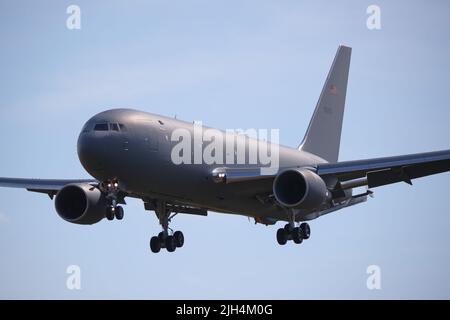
[273,169,330,209]
[55,183,107,225]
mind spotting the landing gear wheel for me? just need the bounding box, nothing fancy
[150,236,161,253]
[158,231,166,242]
[173,231,184,248]
[300,223,311,240]
[115,206,124,220]
[276,228,288,245]
[284,223,291,233]
[106,207,115,221]
[165,235,176,252]
[292,227,303,244]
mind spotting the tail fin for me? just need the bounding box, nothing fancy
[299,45,352,163]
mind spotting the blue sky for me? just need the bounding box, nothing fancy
[1,0,450,299]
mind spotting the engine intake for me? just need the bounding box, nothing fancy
[273,169,329,209]
[55,183,107,225]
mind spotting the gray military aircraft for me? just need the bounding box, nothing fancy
[1,45,450,253]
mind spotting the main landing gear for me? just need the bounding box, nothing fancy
[276,222,311,245]
[149,201,184,253]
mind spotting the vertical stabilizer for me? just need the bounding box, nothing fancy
[299,45,352,163]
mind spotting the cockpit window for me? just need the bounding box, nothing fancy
[92,122,126,132]
[110,123,120,131]
[94,123,109,131]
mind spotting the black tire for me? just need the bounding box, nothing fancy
[284,223,291,232]
[115,206,124,220]
[292,227,303,244]
[158,231,166,242]
[173,231,184,248]
[165,235,176,252]
[106,207,114,221]
[276,228,288,245]
[150,236,161,253]
[300,223,311,240]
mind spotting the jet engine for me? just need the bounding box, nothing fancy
[273,169,330,209]
[55,183,107,225]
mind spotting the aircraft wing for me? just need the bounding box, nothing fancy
[212,149,450,190]
[317,149,450,188]
[0,177,97,198]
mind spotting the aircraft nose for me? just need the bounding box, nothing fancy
[77,131,109,179]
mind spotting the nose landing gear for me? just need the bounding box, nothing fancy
[101,180,125,221]
[105,205,124,221]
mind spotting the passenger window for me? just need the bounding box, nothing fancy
[94,123,109,131]
[110,123,120,131]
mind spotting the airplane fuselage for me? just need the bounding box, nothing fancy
[77,108,332,221]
